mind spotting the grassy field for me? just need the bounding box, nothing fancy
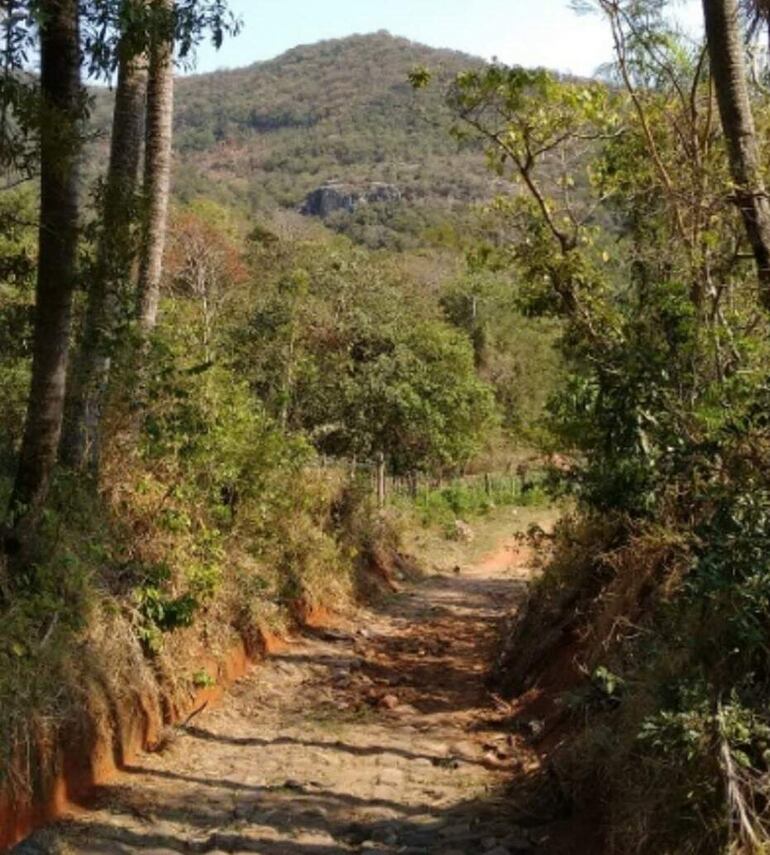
[400,502,562,574]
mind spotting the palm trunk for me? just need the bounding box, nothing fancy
[703,0,770,309]
[60,40,147,472]
[5,0,82,553]
[136,0,174,334]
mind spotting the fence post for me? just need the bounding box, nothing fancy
[376,452,386,508]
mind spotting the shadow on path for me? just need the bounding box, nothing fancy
[16,538,571,854]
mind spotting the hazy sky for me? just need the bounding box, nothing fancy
[189,0,704,78]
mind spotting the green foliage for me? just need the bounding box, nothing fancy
[134,567,199,654]
[565,664,626,714]
[192,669,215,688]
[323,201,477,251]
[401,473,547,527]
[0,185,36,466]
[87,32,495,234]
[422,6,770,851]
[590,665,625,705]
[236,236,499,475]
[81,0,242,79]
[440,268,565,436]
[346,320,497,473]
[139,348,311,536]
[626,687,770,851]
[684,445,770,670]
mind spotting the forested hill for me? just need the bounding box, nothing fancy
[166,32,496,233]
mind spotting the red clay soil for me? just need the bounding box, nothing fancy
[0,630,285,852]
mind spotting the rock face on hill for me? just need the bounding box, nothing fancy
[300,181,402,218]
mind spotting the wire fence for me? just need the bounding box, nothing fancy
[318,455,549,509]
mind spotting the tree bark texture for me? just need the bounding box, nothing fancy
[136,0,174,333]
[6,0,83,550]
[703,0,770,309]
[60,40,147,472]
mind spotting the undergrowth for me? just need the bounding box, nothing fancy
[0,308,395,806]
[502,490,770,854]
[395,472,549,529]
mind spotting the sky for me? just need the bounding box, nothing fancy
[189,0,705,78]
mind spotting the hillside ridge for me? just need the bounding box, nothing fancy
[179,30,483,83]
[163,30,496,244]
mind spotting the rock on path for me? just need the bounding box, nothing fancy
[21,541,554,854]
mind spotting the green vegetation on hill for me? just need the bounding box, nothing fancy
[83,32,502,249]
[169,31,494,217]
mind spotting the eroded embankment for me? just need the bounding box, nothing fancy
[12,533,570,854]
[0,628,286,852]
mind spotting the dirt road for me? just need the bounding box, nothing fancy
[21,537,555,854]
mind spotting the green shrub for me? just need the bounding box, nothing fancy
[399,472,548,527]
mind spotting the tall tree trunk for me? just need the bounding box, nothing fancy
[136,0,174,334]
[5,0,82,553]
[60,39,147,472]
[703,0,770,309]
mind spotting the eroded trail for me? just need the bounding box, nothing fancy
[38,540,547,854]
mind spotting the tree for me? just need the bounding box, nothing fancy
[343,320,498,475]
[60,10,148,471]
[239,239,498,475]
[0,0,39,179]
[61,0,240,470]
[703,0,770,309]
[412,8,757,513]
[418,64,621,341]
[165,202,247,361]
[440,269,564,436]
[137,0,174,334]
[5,0,83,554]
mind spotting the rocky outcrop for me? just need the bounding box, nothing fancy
[300,181,401,218]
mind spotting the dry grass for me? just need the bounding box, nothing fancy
[0,449,390,815]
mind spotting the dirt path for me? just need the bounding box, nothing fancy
[25,538,552,855]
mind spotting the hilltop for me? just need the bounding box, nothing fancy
[88,32,519,246]
[173,33,488,194]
